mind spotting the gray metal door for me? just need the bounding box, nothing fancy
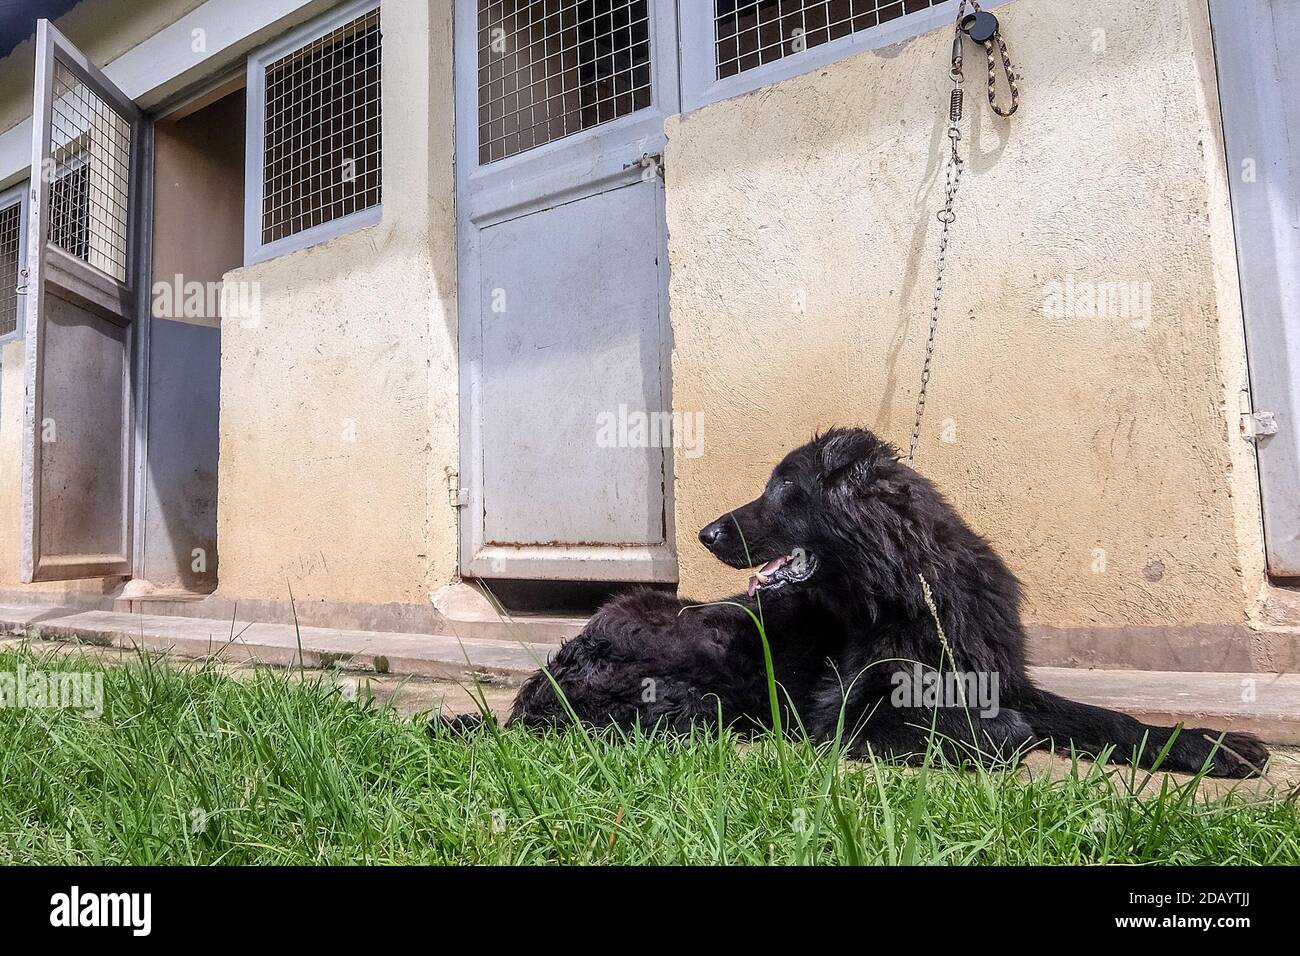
[455,0,679,583]
[1212,0,1300,577]
[20,20,146,582]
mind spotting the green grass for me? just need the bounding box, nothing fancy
[0,645,1297,865]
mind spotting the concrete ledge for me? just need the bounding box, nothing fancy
[0,604,551,686]
[1027,623,1300,673]
[5,589,1297,670]
[2,604,1299,743]
[1034,666,1300,746]
[0,590,589,644]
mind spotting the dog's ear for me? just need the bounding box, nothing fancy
[819,429,876,485]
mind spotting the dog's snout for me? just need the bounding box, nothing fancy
[698,522,724,549]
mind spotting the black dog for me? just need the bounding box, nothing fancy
[437,428,1268,778]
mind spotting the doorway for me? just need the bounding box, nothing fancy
[133,86,245,597]
[454,0,680,589]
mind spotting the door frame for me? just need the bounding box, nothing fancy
[129,118,154,582]
[1210,0,1300,577]
[453,0,681,583]
[129,67,248,586]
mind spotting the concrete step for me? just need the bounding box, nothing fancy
[435,612,587,645]
[0,604,550,686]
[112,597,586,645]
[1032,666,1300,746]
[2,604,1298,743]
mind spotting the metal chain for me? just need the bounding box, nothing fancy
[907,0,1016,465]
[908,118,963,465]
[908,10,968,466]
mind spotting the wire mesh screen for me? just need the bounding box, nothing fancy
[0,200,20,338]
[715,0,943,78]
[48,59,131,282]
[262,7,382,245]
[49,163,89,262]
[477,0,652,165]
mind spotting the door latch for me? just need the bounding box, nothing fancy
[624,152,664,180]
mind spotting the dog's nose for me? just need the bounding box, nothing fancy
[698,523,723,548]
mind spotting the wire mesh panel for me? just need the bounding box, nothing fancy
[715,0,943,78]
[0,199,20,338]
[477,0,653,165]
[49,162,89,262]
[47,59,131,282]
[262,7,382,245]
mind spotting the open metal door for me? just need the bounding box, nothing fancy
[20,21,146,583]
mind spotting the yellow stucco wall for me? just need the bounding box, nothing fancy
[213,0,458,606]
[665,0,1265,630]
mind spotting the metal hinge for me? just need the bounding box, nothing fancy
[446,468,468,508]
[624,152,664,180]
[1242,410,1279,442]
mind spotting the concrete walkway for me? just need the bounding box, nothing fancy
[3,602,1299,743]
[0,603,550,685]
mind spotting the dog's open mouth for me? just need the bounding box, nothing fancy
[747,547,818,597]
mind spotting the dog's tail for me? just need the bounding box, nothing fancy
[1020,688,1268,779]
[425,711,498,739]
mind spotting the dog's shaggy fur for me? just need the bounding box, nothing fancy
[435,428,1268,778]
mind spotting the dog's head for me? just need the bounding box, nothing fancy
[697,428,925,598]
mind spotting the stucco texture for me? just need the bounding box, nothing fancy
[665,0,1264,630]
[214,0,458,606]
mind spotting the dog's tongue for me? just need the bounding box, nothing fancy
[747,556,789,598]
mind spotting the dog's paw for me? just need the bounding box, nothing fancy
[1197,729,1269,779]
